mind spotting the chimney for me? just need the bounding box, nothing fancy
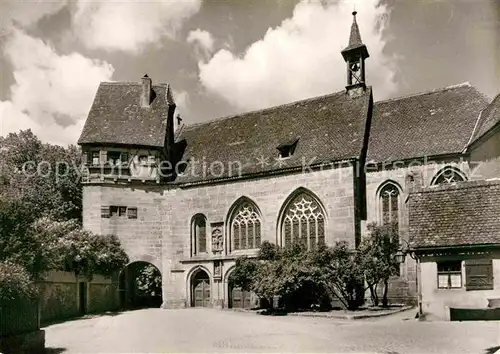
[141,74,152,107]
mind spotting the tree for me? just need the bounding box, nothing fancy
[58,229,129,280]
[360,223,400,307]
[0,130,83,223]
[230,256,260,292]
[324,241,365,310]
[136,264,162,297]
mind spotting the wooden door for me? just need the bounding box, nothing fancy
[231,286,251,309]
[193,279,211,307]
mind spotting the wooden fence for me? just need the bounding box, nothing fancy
[0,299,40,337]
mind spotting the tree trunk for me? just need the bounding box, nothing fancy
[369,283,379,307]
[382,278,389,307]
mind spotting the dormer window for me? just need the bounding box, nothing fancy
[277,138,299,159]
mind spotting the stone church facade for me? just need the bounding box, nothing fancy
[78,13,500,310]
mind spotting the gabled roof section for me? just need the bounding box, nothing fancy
[368,83,489,163]
[78,82,173,148]
[409,180,500,249]
[469,92,500,146]
[175,88,372,184]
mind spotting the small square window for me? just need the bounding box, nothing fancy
[118,206,127,217]
[437,261,462,289]
[108,151,121,166]
[110,206,119,217]
[127,207,138,219]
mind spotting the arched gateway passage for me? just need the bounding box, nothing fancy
[119,261,162,309]
[191,269,211,307]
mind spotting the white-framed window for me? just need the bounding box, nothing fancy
[437,261,462,289]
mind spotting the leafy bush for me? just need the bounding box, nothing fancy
[0,261,37,301]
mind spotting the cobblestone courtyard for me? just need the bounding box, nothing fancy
[45,308,500,353]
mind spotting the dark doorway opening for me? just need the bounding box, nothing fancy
[191,269,211,307]
[119,261,162,310]
[78,282,87,314]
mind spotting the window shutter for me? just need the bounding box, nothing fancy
[101,206,110,218]
[465,259,493,291]
[99,150,107,165]
[82,151,88,165]
[121,152,129,165]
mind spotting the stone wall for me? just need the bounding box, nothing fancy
[37,271,118,324]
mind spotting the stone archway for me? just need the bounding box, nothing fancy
[191,269,211,307]
[119,261,162,310]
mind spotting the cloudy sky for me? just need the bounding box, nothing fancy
[0,0,499,146]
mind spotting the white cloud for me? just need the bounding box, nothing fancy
[0,30,114,146]
[1,0,68,29]
[187,29,214,58]
[73,0,202,54]
[198,0,398,110]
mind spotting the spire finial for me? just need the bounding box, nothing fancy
[352,10,357,17]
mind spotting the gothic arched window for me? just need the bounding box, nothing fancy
[431,167,466,185]
[229,199,262,251]
[191,214,207,255]
[379,182,400,226]
[281,190,325,249]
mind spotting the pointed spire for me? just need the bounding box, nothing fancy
[341,10,369,61]
[348,11,363,48]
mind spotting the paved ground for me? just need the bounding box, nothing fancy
[45,308,500,353]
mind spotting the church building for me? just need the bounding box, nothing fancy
[78,12,500,318]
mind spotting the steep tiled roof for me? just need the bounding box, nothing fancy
[469,92,500,145]
[78,82,173,148]
[368,83,489,163]
[409,180,500,249]
[174,89,372,184]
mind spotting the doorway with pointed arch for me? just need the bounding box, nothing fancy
[227,270,252,309]
[191,268,211,307]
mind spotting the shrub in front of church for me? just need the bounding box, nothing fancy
[232,241,364,312]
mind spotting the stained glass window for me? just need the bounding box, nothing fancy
[231,201,262,251]
[282,193,325,249]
